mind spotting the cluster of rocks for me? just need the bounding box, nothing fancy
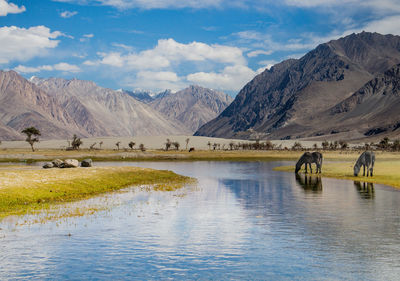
[43,159,92,169]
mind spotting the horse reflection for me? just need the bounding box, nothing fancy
[354,181,375,199]
[295,174,322,193]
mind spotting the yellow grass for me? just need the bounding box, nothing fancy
[274,160,400,189]
[0,166,193,218]
[3,148,400,162]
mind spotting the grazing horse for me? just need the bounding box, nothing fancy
[354,151,375,177]
[295,152,323,174]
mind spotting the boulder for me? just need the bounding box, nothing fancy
[61,159,79,168]
[42,162,54,169]
[52,159,63,168]
[81,159,93,167]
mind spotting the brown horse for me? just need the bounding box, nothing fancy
[295,152,323,174]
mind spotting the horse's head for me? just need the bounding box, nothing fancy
[353,164,360,176]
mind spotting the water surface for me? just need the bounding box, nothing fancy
[1,161,400,280]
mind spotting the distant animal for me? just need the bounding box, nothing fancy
[354,151,375,177]
[295,152,323,174]
[189,147,195,152]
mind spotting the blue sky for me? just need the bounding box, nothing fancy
[1,0,400,95]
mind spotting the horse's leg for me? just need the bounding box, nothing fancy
[305,163,308,174]
[363,165,365,176]
[370,166,373,177]
[366,164,370,177]
[309,163,312,174]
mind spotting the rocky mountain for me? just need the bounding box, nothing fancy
[31,77,190,138]
[0,71,85,140]
[123,89,154,103]
[149,85,233,132]
[195,32,400,140]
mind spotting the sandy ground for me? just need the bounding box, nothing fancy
[0,135,323,150]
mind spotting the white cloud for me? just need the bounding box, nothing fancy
[0,0,25,16]
[187,65,256,91]
[97,38,245,71]
[0,25,61,64]
[60,10,78,18]
[14,62,81,73]
[355,15,400,36]
[131,71,184,92]
[53,0,224,9]
[247,50,273,57]
[80,33,94,42]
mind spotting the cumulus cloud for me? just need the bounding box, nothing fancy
[133,70,185,91]
[187,65,257,91]
[96,38,245,71]
[0,0,25,16]
[60,10,78,18]
[14,62,81,73]
[0,25,61,64]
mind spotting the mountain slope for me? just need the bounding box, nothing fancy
[195,32,400,140]
[150,85,233,132]
[32,77,190,137]
[0,71,85,140]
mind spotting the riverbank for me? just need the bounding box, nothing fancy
[274,160,400,189]
[1,148,399,163]
[0,166,193,219]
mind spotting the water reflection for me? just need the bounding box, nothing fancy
[2,161,400,281]
[354,181,375,199]
[295,173,322,194]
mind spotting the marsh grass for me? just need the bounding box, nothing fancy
[0,166,194,219]
[275,160,400,189]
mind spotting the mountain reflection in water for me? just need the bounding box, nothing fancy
[1,161,400,280]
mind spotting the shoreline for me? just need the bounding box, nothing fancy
[0,166,193,219]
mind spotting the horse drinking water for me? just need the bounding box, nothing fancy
[295,152,323,174]
[354,151,375,177]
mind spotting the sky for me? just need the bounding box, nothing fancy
[1,0,400,95]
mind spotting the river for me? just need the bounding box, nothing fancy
[1,161,400,280]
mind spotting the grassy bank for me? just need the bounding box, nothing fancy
[274,160,400,189]
[0,166,193,218]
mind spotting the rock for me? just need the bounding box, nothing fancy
[42,162,54,169]
[52,159,63,167]
[81,159,92,167]
[189,147,195,152]
[61,159,79,168]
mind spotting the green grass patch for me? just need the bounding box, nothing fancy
[0,166,194,219]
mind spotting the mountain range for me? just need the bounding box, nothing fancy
[195,32,400,141]
[0,72,232,140]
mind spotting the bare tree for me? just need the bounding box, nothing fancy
[173,141,180,150]
[71,134,83,150]
[207,141,211,150]
[139,143,145,152]
[339,140,348,150]
[115,141,121,150]
[185,138,190,150]
[322,140,329,150]
[165,138,172,151]
[129,141,136,150]
[99,141,103,149]
[229,142,234,150]
[90,142,97,150]
[291,142,302,151]
[21,127,41,152]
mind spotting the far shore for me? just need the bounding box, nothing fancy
[0,135,332,151]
